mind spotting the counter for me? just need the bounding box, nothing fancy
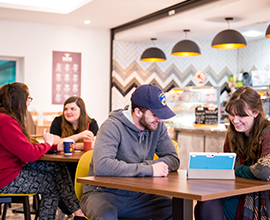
[167,124,227,170]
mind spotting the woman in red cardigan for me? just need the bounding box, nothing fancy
[0,82,85,220]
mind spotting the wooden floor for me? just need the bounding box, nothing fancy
[0,202,73,220]
[0,202,35,220]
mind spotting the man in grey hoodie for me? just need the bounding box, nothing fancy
[81,84,180,220]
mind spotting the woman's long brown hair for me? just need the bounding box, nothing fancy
[0,82,31,141]
[225,86,270,162]
[61,96,92,139]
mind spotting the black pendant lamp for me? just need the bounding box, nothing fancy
[266,24,270,38]
[140,38,166,62]
[212,18,247,49]
[172,29,201,56]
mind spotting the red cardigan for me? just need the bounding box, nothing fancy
[0,112,57,189]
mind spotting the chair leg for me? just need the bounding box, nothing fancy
[12,196,32,220]
[33,194,40,220]
[22,196,31,220]
[2,203,9,220]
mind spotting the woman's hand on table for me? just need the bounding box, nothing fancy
[57,141,64,151]
[78,130,94,141]
[43,129,54,146]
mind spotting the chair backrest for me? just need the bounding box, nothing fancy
[153,140,179,160]
[173,140,180,156]
[74,150,93,201]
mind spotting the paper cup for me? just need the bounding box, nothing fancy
[84,139,93,152]
[63,138,74,155]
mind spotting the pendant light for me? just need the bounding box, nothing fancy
[212,17,247,49]
[266,24,270,38]
[140,38,166,62]
[171,29,201,56]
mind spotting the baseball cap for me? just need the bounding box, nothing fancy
[130,84,175,120]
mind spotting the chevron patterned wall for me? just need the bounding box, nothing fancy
[238,38,270,73]
[111,38,270,111]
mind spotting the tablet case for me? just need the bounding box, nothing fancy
[187,152,236,179]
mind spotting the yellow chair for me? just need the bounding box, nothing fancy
[74,150,149,220]
[0,193,39,220]
[153,139,179,160]
[74,150,93,201]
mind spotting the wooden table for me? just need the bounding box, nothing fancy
[77,169,270,220]
[39,151,85,162]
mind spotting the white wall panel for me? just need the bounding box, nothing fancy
[0,19,110,125]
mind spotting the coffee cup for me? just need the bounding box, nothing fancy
[84,139,93,152]
[63,139,74,155]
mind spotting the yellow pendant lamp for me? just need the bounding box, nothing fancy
[172,30,201,56]
[140,38,166,62]
[266,24,270,38]
[212,18,247,49]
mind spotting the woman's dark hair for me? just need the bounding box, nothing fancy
[225,86,270,161]
[61,96,92,138]
[0,82,30,141]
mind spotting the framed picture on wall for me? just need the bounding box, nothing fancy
[52,51,81,104]
[0,60,16,87]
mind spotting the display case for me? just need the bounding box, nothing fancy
[253,86,270,118]
[165,86,221,128]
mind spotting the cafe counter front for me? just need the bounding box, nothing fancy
[164,86,228,169]
[167,124,227,170]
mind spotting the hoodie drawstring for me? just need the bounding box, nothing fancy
[138,130,149,144]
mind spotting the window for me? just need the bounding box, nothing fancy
[0,60,16,87]
[0,57,24,87]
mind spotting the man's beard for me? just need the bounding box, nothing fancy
[139,113,159,131]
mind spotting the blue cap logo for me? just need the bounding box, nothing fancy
[158,92,167,106]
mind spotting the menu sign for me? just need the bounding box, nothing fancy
[195,106,218,125]
[205,107,219,125]
[195,106,205,124]
[52,51,81,104]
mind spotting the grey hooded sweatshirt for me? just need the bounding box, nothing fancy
[83,108,180,195]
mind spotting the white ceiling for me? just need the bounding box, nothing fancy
[0,0,270,42]
[0,0,183,29]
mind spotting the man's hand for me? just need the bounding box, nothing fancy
[152,162,169,177]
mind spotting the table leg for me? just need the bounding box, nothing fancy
[172,197,193,220]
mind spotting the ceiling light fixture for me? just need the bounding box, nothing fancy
[211,17,247,49]
[84,20,91,24]
[0,0,94,14]
[266,24,270,38]
[140,38,166,62]
[171,29,201,56]
[243,30,262,38]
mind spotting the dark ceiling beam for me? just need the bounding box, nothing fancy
[111,0,219,38]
